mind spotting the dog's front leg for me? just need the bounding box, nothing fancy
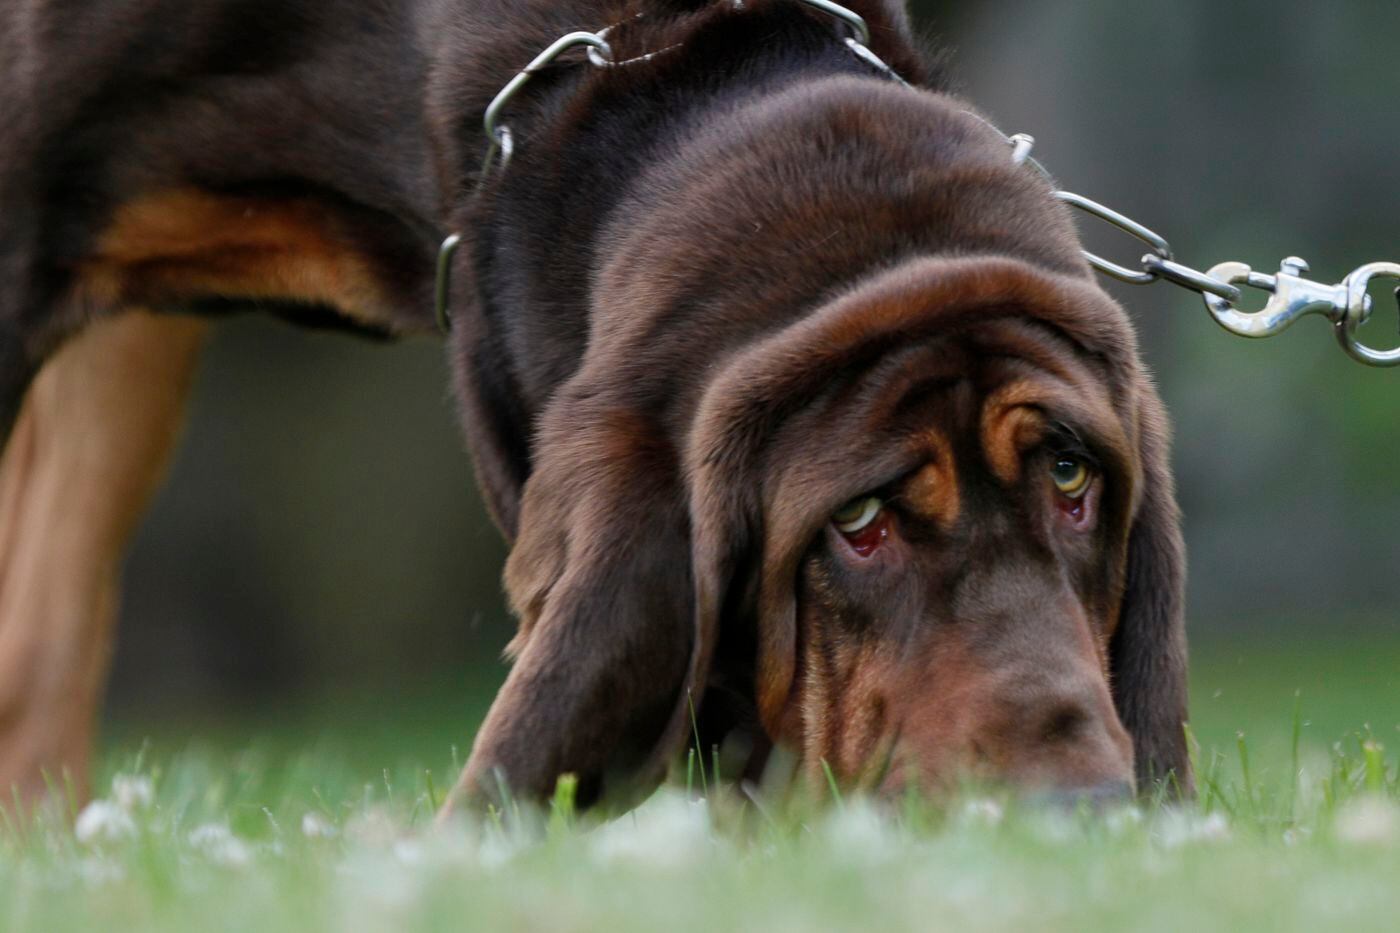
[0,311,207,811]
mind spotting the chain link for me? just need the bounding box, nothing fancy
[966,125,1400,367]
[438,0,906,330]
[436,0,1400,367]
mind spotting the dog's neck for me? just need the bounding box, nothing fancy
[454,0,932,413]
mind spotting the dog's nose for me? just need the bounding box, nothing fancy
[1001,680,1136,795]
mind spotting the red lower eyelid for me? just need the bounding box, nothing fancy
[1059,496,1086,520]
[840,512,891,557]
[1056,484,1094,527]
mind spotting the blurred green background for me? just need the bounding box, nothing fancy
[108,1,1400,763]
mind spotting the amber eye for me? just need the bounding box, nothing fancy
[1050,457,1091,498]
[832,496,883,533]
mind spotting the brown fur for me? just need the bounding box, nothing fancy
[903,448,960,532]
[0,0,1190,813]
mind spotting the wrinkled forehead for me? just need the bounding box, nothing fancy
[868,319,1131,467]
[889,348,1130,537]
[919,326,1129,480]
[764,319,1138,540]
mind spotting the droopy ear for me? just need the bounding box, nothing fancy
[443,400,727,812]
[1109,387,1192,796]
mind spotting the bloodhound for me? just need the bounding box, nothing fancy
[0,0,1189,812]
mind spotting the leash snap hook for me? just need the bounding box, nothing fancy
[1201,256,1356,340]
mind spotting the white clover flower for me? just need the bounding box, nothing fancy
[343,807,399,848]
[476,829,526,871]
[956,797,1006,828]
[111,774,154,813]
[1152,809,1230,848]
[392,839,424,866]
[188,822,253,867]
[302,811,338,839]
[588,793,712,868]
[1333,797,1400,846]
[820,799,900,863]
[75,800,136,845]
[1103,804,1145,837]
[1024,808,1080,845]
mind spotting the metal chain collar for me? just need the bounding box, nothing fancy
[435,0,1400,369]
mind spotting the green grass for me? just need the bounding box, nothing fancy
[1,633,1397,932]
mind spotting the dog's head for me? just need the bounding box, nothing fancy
[452,79,1187,811]
[688,257,1182,800]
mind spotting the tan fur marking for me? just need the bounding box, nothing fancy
[0,311,207,808]
[980,380,1049,486]
[79,189,391,326]
[904,435,960,530]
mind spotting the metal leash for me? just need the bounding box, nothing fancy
[436,0,906,332]
[993,129,1400,368]
[435,0,1400,368]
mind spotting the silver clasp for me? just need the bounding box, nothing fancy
[1202,257,1400,366]
[1202,257,1356,339]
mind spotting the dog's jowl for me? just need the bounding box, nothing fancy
[0,0,1189,812]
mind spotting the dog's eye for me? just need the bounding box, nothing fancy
[833,496,883,533]
[1050,457,1091,498]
